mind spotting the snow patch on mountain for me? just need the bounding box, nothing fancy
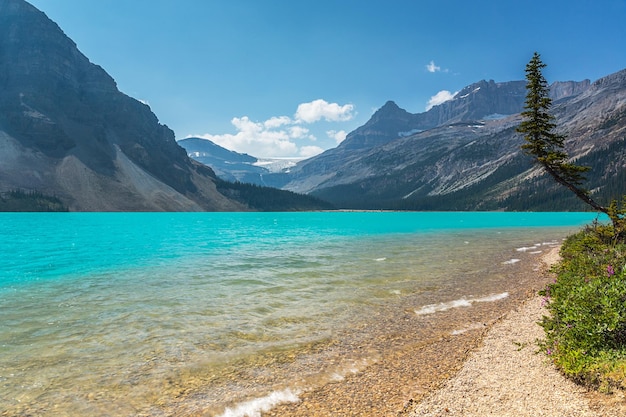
[254,158,304,173]
[398,129,424,137]
[482,113,509,120]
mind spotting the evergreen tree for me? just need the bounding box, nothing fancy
[517,52,625,239]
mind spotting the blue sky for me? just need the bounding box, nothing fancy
[28,0,626,158]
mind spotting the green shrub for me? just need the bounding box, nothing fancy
[539,223,626,391]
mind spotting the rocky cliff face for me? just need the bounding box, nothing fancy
[0,0,244,211]
[431,80,527,124]
[550,80,591,101]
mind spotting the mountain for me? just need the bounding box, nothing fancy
[176,138,332,210]
[337,79,531,152]
[0,0,331,212]
[0,0,247,211]
[264,73,624,210]
[178,137,301,187]
[178,137,263,184]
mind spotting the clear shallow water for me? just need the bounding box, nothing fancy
[0,212,602,416]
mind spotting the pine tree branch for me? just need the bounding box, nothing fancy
[541,162,608,214]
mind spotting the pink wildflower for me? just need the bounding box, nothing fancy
[607,265,615,277]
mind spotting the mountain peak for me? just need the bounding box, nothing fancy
[370,100,411,121]
[337,101,416,150]
[380,100,401,110]
[452,79,494,99]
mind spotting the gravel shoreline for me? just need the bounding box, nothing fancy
[406,247,626,417]
[255,245,626,417]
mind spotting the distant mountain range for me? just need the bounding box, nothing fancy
[3,0,624,212]
[178,137,303,185]
[0,0,329,211]
[187,72,625,211]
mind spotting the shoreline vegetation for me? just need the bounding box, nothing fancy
[406,245,626,417]
[538,222,626,392]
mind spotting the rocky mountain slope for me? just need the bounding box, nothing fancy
[1,0,330,212]
[263,72,624,210]
[0,0,247,211]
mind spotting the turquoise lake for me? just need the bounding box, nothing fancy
[0,212,603,416]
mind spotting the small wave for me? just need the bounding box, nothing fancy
[415,292,509,316]
[328,358,371,382]
[516,241,560,253]
[415,299,472,315]
[516,246,538,252]
[330,372,345,382]
[217,389,300,417]
[374,257,387,262]
[502,259,520,265]
[473,292,509,303]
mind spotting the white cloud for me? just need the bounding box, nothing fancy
[426,60,441,73]
[195,116,297,157]
[289,126,312,139]
[299,145,324,158]
[425,60,450,74]
[264,116,292,129]
[190,100,355,158]
[426,90,457,111]
[327,129,348,144]
[295,99,355,123]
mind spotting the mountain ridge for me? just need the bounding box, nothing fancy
[267,76,594,197]
[187,70,624,211]
[302,71,623,210]
[0,0,330,211]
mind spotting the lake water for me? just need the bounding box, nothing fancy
[0,212,601,416]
